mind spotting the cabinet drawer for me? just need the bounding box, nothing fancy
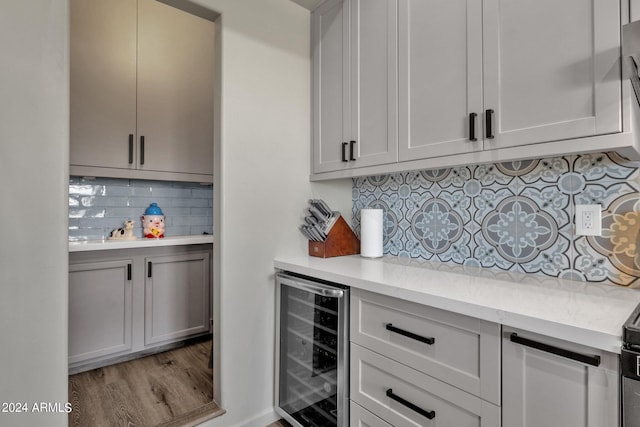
[350,400,392,427]
[351,288,500,404]
[351,343,500,427]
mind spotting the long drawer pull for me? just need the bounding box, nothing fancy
[510,333,600,367]
[385,323,434,345]
[386,388,435,420]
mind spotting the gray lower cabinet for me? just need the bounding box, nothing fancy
[351,344,501,427]
[350,288,501,426]
[502,327,619,427]
[350,400,392,427]
[69,259,134,366]
[144,253,210,346]
[68,245,212,372]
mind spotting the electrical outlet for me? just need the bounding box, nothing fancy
[575,204,602,236]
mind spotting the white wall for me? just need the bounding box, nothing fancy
[199,1,351,426]
[0,1,69,427]
[0,2,350,426]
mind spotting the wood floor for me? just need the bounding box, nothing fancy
[69,338,222,427]
[266,420,291,427]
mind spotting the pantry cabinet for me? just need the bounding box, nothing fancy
[68,245,212,373]
[144,252,210,346]
[311,0,398,173]
[70,0,214,182]
[502,327,619,427]
[68,259,133,365]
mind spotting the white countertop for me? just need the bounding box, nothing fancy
[274,255,640,353]
[69,234,214,252]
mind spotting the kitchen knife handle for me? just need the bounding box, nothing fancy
[469,113,477,141]
[341,142,348,162]
[140,136,145,165]
[349,140,356,161]
[485,109,495,139]
[128,134,134,164]
[386,389,435,420]
[509,333,600,367]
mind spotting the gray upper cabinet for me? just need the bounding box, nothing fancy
[502,327,619,427]
[400,0,621,162]
[398,0,483,161]
[312,0,398,173]
[70,0,137,171]
[70,0,214,182]
[483,0,621,151]
[311,0,636,180]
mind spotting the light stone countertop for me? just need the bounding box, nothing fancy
[69,234,214,252]
[274,255,640,353]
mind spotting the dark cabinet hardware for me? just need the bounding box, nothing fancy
[469,112,477,141]
[385,323,435,345]
[485,109,495,139]
[140,136,145,165]
[349,140,356,161]
[509,333,600,367]
[386,388,435,420]
[128,134,134,164]
[147,261,152,278]
[342,142,348,162]
[127,264,132,281]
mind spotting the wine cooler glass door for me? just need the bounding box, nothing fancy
[276,274,348,427]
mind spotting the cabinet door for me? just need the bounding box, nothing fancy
[398,0,483,161]
[137,0,214,176]
[483,0,621,150]
[70,0,137,169]
[312,0,350,173]
[349,0,398,168]
[69,260,133,365]
[502,327,619,427]
[144,252,210,346]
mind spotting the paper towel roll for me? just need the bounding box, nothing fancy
[360,208,383,258]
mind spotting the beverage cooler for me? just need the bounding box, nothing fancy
[275,273,349,427]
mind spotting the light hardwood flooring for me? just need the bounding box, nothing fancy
[266,421,291,427]
[69,338,222,427]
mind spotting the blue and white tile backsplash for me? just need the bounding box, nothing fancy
[69,177,213,241]
[352,152,640,288]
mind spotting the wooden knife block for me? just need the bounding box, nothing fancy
[308,215,360,258]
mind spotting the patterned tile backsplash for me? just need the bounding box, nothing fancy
[69,177,213,241]
[352,152,640,288]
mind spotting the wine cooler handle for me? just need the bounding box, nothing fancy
[277,275,344,298]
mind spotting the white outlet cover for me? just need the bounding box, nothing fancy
[575,204,602,236]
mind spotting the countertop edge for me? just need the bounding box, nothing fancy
[274,257,630,353]
[69,235,214,252]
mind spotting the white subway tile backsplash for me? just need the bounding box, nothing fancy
[69,177,213,241]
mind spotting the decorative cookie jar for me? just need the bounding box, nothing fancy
[142,203,165,238]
